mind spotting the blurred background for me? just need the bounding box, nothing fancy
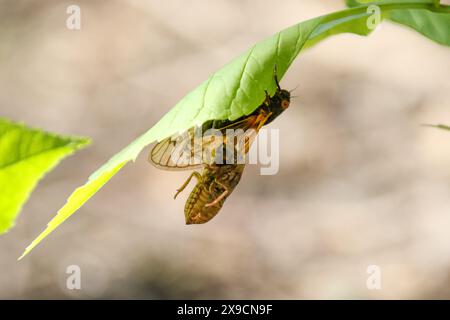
[1,0,450,299]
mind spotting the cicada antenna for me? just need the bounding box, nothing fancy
[289,84,300,93]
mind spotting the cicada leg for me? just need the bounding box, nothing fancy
[174,171,202,199]
[255,110,273,131]
[205,180,229,208]
[239,110,273,156]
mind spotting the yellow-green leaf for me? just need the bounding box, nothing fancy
[0,118,90,235]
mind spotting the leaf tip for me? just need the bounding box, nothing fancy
[421,123,450,131]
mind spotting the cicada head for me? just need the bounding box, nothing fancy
[278,89,291,110]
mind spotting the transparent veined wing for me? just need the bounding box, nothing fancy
[148,113,268,170]
[149,125,224,170]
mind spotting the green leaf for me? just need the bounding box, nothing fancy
[346,1,450,45]
[389,8,450,45]
[0,118,90,235]
[20,2,450,259]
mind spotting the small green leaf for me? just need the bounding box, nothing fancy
[0,118,90,235]
[423,123,450,131]
[20,2,449,258]
[346,1,450,45]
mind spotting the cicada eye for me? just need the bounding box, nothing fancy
[281,100,290,109]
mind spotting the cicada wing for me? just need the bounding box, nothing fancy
[149,115,261,170]
[233,110,274,163]
[231,128,258,164]
[148,127,222,171]
[149,127,203,171]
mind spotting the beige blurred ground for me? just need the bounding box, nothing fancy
[1,0,450,299]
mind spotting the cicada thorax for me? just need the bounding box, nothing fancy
[184,164,245,224]
[245,87,291,127]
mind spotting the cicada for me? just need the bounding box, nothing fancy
[149,67,291,224]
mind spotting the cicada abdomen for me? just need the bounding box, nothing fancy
[182,164,245,224]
